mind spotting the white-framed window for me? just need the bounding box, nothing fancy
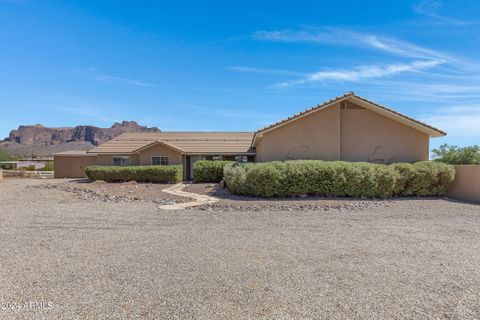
[112,156,130,166]
[212,155,223,161]
[152,156,169,165]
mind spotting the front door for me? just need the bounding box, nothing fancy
[185,156,191,180]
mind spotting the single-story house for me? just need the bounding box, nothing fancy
[55,93,446,179]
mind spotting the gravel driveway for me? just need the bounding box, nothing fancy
[1,178,479,319]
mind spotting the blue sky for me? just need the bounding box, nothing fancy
[0,0,479,150]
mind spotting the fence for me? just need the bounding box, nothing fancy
[447,165,480,203]
[2,170,54,179]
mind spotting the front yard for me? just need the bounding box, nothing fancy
[1,178,479,319]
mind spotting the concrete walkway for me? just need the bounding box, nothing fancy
[159,183,219,210]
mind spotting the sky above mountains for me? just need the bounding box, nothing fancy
[0,0,479,150]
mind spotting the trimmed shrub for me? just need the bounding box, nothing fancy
[224,160,454,198]
[85,165,183,183]
[393,161,455,196]
[224,162,253,195]
[193,160,234,182]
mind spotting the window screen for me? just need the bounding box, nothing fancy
[152,156,169,165]
[112,156,130,166]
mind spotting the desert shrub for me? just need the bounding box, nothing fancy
[390,163,416,196]
[85,165,183,183]
[193,160,234,182]
[224,160,454,198]
[41,161,54,171]
[224,162,254,195]
[395,161,455,196]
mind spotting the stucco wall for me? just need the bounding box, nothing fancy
[255,102,430,163]
[340,108,429,163]
[54,155,98,178]
[255,103,341,162]
[96,154,139,166]
[138,144,183,165]
[447,165,480,203]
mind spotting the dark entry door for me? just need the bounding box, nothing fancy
[186,155,191,180]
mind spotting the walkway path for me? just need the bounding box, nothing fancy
[159,183,219,210]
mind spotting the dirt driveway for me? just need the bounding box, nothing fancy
[1,178,479,319]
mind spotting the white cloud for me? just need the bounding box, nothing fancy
[422,105,480,137]
[247,28,479,91]
[253,28,450,60]
[72,67,156,87]
[413,0,476,26]
[228,66,307,77]
[358,81,480,102]
[276,60,445,87]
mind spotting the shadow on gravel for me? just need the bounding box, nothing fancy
[186,183,391,203]
[186,183,480,205]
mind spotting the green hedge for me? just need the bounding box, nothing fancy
[193,160,234,182]
[85,165,183,183]
[224,160,455,198]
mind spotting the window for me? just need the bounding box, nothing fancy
[212,155,223,161]
[152,156,169,165]
[235,155,248,163]
[112,156,130,166]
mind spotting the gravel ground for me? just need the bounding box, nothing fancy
[29,179,193,205]
[1,178,480,319]
[185,183,394,211]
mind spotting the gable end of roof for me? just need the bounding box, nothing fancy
[252,92,446,145]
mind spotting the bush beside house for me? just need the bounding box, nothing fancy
[193,160,234,182]
[224,160,455,198]
[85,165,183,183]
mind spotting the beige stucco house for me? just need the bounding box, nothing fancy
[54,93,446,179]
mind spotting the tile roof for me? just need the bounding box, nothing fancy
[54,150,98,156]
[112,132,254,141]
[88,140,158,154]
[88,132,255,154]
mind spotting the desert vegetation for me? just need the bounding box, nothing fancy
[432,144,480,165]
[193,160,234,182]
[224,160,455,198]
[85,165,183,183]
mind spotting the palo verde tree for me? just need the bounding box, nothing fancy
[432,144,480,165]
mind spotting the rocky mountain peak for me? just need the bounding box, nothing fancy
[0,121,161,156]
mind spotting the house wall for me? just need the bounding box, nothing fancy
[138,144,183,165]
[255,102,430,163]
[255,103,341,162]
[96,154,140,165]
[447,165,480,203]
[54,155,98,178]
[340,107,429,163]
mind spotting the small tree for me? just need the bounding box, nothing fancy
[432,144,480,165]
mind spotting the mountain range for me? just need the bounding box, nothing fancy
[0,121,160,156]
